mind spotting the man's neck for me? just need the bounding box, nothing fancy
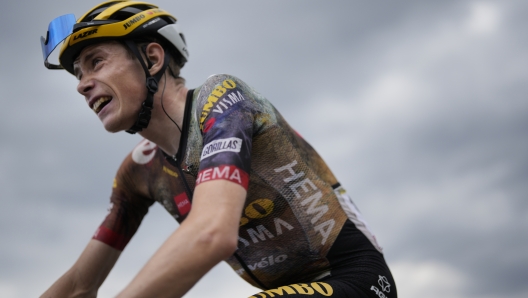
[138,79,188,156]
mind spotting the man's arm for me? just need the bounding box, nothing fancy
[40,239,121,298]
[117,179,246,298]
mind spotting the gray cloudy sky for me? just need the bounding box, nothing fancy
[1,0,527,297]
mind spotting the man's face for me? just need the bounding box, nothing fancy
[74,42,146,132]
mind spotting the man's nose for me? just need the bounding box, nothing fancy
[77,77,94,96]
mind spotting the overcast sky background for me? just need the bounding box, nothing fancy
[1,0,527,297]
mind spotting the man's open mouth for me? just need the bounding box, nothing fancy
[93,96,112,114]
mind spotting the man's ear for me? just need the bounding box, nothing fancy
[145,42,165,76]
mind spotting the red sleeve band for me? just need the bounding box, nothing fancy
[196,165,249,190]
[92,225,131,251]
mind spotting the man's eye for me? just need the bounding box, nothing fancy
[93,59,102,67]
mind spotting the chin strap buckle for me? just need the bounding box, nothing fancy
[126,94,154,134]
[146,77,158,94]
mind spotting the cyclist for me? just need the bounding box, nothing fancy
[39,1,396,297]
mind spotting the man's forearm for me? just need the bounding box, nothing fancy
[40,268,96,298]
[117,180,245,298]
[117,220,237,297]
[40,240,121,298]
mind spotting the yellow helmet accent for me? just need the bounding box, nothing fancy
[57,0,188,74]
[89,1,154,21]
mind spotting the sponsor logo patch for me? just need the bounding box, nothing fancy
[174,192,191,216]
[199,79,237,130]
[162,166,178,178]
[378,275,391,293]
[239,198,274,226]
[274,160,336,245]
[249,282,333,297]
[211,90,246,114]
[73,29,98,41]
[238,217,294,248]
[370,275,391,298]
[123,14,146,30]
[201,137,242,160]
[142,17,160,29]
[235,254,288,275]
[132,139,157,165]
[196,165,249,189]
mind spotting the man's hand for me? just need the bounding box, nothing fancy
[117,179,246,298]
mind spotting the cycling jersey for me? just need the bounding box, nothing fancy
[92,74,396,297]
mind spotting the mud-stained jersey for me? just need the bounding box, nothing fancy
[93,74,383,290]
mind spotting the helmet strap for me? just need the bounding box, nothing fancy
[124,40,170,134]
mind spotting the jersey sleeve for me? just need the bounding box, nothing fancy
[195,75,259,190]
[92,141,156,251]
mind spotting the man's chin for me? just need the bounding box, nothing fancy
[101,120,130,133]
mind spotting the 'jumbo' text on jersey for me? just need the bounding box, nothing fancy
[93,74,383,289]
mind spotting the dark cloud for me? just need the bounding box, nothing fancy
[1,0,528,297]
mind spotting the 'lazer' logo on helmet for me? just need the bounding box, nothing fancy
[73,29,98,40]
[124,14,146,30]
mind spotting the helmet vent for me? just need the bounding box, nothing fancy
[111,5,155,20]
[83,2,120,22]
[83,4,155,22]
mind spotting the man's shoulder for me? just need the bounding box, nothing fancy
[195,73,252,98]
[202,73,244,86]
[117,139,163,173]
[192,74,262,129]
[111,139,165,197]
[129,139,161,165]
